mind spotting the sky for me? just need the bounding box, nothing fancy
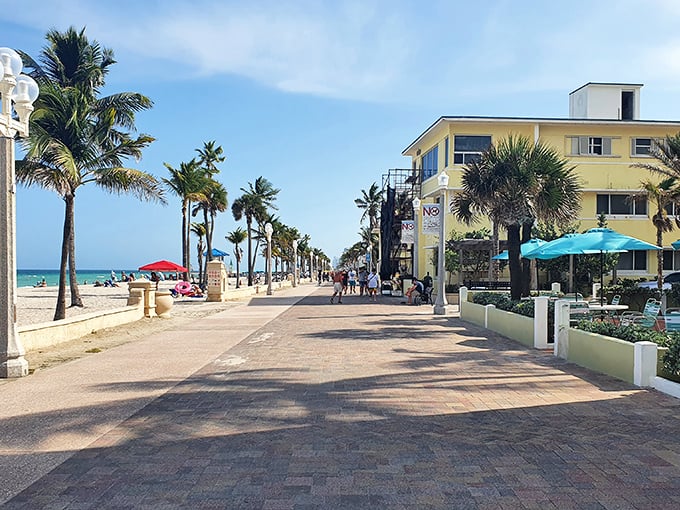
[4,0,680,270]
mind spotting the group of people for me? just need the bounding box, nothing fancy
[329,267,380,303]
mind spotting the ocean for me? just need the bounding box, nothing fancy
[17,269,141,288]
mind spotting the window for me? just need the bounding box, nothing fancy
[421,146,438,181]
[444,136,449,167]
[616,250,647,271]
[453,135,491,165]
[569,136,613,156]
[665,202,679,216]
[631,137,655,156]
[596,194,647,216]
[663,250,680,271]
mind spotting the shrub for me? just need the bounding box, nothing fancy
[663,338,680,378]
[575,320,673,347]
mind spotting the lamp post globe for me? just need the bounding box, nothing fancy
[265,222,273,295]
[292,239,298,287]
[1,46,39,378]
[433,172,449,315]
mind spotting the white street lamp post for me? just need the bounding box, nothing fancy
[433,172,449,315]
[265,222,273,295]
[0,47,39,378]
[412,197,421,278]
[292,239,298,287]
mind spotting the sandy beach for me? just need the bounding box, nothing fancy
[15,281,243,374]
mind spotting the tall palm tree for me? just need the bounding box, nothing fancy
[192,179,228,282]
[195,141,226,264]
[163,159,208,280]
[231,177,279,286]
[226,227,247,288]
[191,222,207,284]
[639,178,680,290]
[454,134,582,299]
[355,182,382,230]
[18,27,163,320]
[633,134,680,289]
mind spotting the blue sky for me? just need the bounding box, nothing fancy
[4,0,680,270]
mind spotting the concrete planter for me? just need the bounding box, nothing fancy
[155,291,174,318]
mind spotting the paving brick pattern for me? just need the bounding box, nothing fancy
[5,287,680,509]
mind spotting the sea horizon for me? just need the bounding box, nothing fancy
[17,269,142,288]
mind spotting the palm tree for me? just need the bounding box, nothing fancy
[192,179,228,282]
[231,177,279,286]
[18,27,163,320]
[633,134,680,289]
[191,222,207,284]
[163,159,207,280]
[639,178,680,290]
[195,141,226,264]
[355,182,382,230]
[226,227,247,288]
[454,134,582,299]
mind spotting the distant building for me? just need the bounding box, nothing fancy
[402,83,680,284]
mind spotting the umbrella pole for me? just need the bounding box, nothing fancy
[600,251,604,306]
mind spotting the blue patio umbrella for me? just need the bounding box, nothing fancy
[492,238,547,260]
[524,228,660,304]
[204,248,230,258]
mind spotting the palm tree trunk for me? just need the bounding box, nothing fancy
[657,222,664,290]
[521,222,532,297]
[185,200,192,281]
[196,239,204,285]
[203,209,211,286]
[507,224,523,300]
[246,216,253,286]
[67,194,83,307]
[54,198,71,321]
[181,200,188,281]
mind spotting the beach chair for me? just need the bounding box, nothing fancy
[569,301,592,326]
[620,299,661,328]
[611,294,621,306]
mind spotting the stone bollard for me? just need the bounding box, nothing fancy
[128,278,156,318]
[127,287,144,307]
[206,260,228,302]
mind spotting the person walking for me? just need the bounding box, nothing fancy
[347,268,357,294]
[330,271,344,304]
[358,267,368,296]
[367,270,379,302]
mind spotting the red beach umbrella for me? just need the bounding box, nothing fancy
[138,260,188,272]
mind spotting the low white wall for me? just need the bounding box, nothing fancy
[19,304,145,352]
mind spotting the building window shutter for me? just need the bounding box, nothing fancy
[579,136,589,155]
[602,137,612,155]
[571,137,579,155]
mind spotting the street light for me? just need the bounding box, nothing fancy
[292,239,298,287]
[433,172,449,315]
[412,197,421,278]
[265,222,273,295]
[1,47,39,378]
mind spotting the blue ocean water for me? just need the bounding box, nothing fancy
[17,269,140,288]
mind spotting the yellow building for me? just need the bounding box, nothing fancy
[402,83,680,285]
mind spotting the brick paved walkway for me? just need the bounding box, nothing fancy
[3,285,680,509]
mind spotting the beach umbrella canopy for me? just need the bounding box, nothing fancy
[492,238,547,260]
[524,228,661,304]
[524,228,659,260]
[138,260,188,272]
[204,248,230,258]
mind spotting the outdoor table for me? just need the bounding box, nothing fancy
[588,304,629,312]
[588,303,629,323]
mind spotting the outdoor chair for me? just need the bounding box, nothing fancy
[569,301,593,326]
[620,299,661,329]
[664,308,680,332]
[611,294,621,306]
